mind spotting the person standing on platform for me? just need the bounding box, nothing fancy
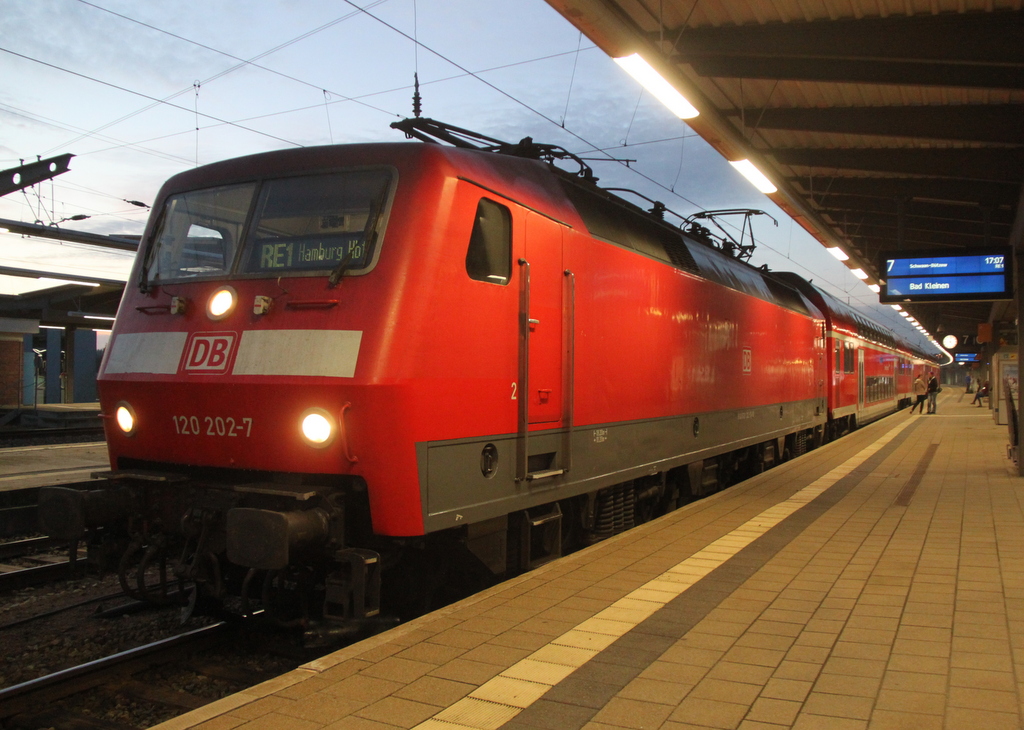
[926,371,939,413]
[965,374,972,393]
[911,374,927,414]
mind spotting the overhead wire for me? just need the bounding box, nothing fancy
[0,46,304,149]
[0,101,196,166]
[49,0,399,156]
[331,3,886,319]
[7,3,891,329]
[64,46,604,160]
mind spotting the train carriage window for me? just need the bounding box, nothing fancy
[147,183,256,282]
[240,169,392,275]
[465,198,511,284]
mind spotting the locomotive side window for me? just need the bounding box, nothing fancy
[465,198,511,284]
[240,169,392,275]
[147,183,256,282]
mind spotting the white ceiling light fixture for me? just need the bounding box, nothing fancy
[891,305,903,311]
[39,277,100,288]
[827,247,850,261]
[868,284,880,293]
[613,53,699,119]
[729,159,777,194]
[850,268,869,280]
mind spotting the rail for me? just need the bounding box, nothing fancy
[0,621,231,723]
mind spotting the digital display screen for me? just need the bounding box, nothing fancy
[880,248,1012,303]
[248,235,369,273]
[954,353,981,362]
[886,253,1006,277]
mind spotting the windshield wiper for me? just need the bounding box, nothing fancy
[327,248,356,289]
[327,186,388,289]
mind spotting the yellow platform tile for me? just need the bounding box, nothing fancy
[552,629,621,651]
[501,658,579,685]
[431,697,521,730]
[530,642,600,667]
[469,675,551,708]
[574,616,637,637]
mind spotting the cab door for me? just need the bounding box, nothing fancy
[523,212,563,425]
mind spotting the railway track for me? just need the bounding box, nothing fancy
[0,541,85,593]
[0,621,235,729]
[0,444,110,592]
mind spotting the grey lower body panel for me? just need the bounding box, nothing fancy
[418,400,824,533]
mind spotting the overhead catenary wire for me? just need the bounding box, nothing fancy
[0,46,304,150]
[4,3,900,336]
[47,0,399,156]
[560,31,584,127]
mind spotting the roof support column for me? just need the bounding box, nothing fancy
[44,328,62,405]
[1011,185,1024,476]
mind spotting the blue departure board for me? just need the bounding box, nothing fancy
[880,248,1012,303]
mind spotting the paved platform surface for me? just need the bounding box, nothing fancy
[0,441,109,493]
[153,391,1021,730]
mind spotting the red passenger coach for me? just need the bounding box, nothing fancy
[38,119,936,631]
[779,275,936,436]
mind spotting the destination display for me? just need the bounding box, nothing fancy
[886,253,1006,278]
[880,248,1012,303]
[954,353,981,363]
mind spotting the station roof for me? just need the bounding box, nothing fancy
[0,218,132,330]
[544,0,1024,347]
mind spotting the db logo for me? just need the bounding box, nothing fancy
[181,332,236,374]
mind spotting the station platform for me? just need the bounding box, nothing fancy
[154,390,1020,730]
[0,441,109,493]
[0,402,102,429]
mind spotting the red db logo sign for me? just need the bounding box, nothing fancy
[181,333,236,374]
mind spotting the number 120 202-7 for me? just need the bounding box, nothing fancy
[173,415,253,437]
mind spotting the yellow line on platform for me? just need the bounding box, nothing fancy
[413,417,917,729]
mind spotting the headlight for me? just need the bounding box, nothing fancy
[115,403,137,436]
[207,286,236,320]
[300,408,336,448]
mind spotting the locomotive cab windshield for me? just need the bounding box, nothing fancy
[141,168,394,288]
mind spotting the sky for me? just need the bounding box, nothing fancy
[0,0,937,351]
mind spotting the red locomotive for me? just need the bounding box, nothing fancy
[40,119,937,631]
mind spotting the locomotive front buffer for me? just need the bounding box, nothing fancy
[38,472,385,638]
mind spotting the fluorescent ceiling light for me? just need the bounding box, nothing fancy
[900,311,910,317]
[891,304,903,311]
[827,247,849,261]
[868,284,880,293]
[729,159,777,194]
[614,54,699,119]
[850,268,869,280]
[39,276,100,288]
[68,310,116,321]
